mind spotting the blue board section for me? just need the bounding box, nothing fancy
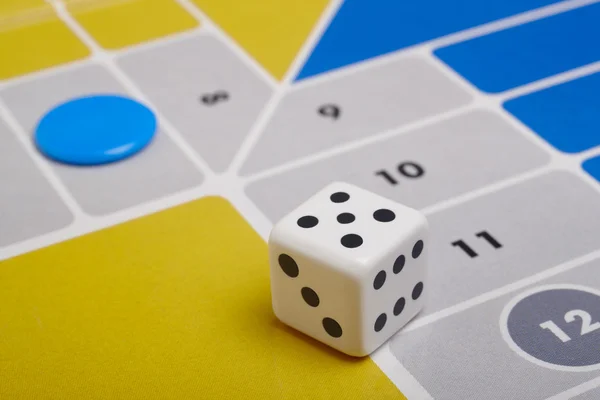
[35,94,157,166]
[434,3,600,93]
[295,0,564,81]
[504,72,600,154]
[583,156,600,183]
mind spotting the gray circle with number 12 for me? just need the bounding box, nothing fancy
[500,284,600,372]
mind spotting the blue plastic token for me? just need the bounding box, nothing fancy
[34,94,157,166]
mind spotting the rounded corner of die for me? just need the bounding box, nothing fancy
[322,179,346,188]
[321,180,358,194]
[269,298,284,322]
[411,210,430,231]
[266,225,278,244]
[348,343,377,358]
[267,223,286,245]
[420,214,431,232]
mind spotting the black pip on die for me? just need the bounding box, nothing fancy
[268,181,428,357]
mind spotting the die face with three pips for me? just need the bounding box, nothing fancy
[268,181,429,357]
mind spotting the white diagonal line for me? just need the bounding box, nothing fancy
[545,374,600,400]
[225,0,344,174]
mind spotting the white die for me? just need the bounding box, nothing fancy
[268,181,428,357]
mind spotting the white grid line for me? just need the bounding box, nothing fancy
[496,61,600,103]
[546,375,600,400]
[1,0,600,398]
[420,165,552,216]
[0,184,216,261]
[237,0,600,188]
[225,0,344,174]
[0,56,94,92]
[173,0,278,89]
[241,103,475,184]
[371,343,433,400]
[289,0,600,91]
[225,90,287,175]
[579,145,600,162]
[112,24,209,58]
[0,98,85,219]
[48,0,216,179]
[403,249,600,335]
[405,4,600,397]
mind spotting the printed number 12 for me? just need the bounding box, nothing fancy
[539,309,600,343]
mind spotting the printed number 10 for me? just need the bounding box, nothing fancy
[539,309,600,343]
[375,162,424,185]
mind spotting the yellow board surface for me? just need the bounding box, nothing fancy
[67,0,199,50]
[192,0,330,80]
[0,0,47,14]
[0,3,89,80]
[0,196,404,399]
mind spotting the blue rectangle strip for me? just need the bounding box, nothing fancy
[504,71,600,154]
[295,0,564,81]
[434,3,600,93]
[583,156,600,182]
[583,156,600,183]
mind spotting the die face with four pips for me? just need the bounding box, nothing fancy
[268,181,429,357]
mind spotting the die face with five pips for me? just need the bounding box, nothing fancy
[268,181,429,357]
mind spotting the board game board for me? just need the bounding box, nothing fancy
[2,0,600,398]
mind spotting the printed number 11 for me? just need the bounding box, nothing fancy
[451,230,502,258]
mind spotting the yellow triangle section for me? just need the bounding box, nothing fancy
[0,196,405,399]
[191,0,330,80]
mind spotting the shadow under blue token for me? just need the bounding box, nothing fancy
[34,94,157,166]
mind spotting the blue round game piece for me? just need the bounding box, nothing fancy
[34,94,157,166]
